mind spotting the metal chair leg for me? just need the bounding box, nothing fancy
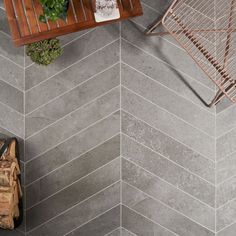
[145,19,163,36]
[208,89,226,107]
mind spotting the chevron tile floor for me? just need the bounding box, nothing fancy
[0,0,236,235]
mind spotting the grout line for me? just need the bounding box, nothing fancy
[217,149,236,163]
[122,39,217,115]
[26,62,119,116]
[216,125,236,140]
[63,204,121,236]
[122,84,215,139]
[26,84,120,140]
[216,102,236,117]
[122,130,215,186]
[122,108,216,167]
[0,98,24,116]
[122,204,180,236]
[122,178,215,233]
[26,180,121,234]
[216,173,236,187]
[25,133,120,187]
[122,155,215,210]
[26,157,120,211]
[216,194,236,210]
[0,76,24,93]
[25,38,119,92]
[0,30,12,38]
[0,52,24,69]
[216,219,236,234]
[121,227,137,236]
[25,94,120,164]
[141,1,162,14]
[103,227,120,236]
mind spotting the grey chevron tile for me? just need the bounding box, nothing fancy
[0,1,4,9]
[26,157,120,231]
[121,21,215,91]
[0,229,25,236]
[142,0,173,14]
[0,56,24,91]
[123,183,214,236]
[217,199,236,231]
[0,80,23,113]
[106,228,121,236]
[25,87,120,159]
[217,129,236,161]
[25,63,120,138]
[122,112,215,207]
[217,222,236,236]
[66,205,120,236]
[0,102,24,138]
[122,158,215,230]
[122,228,136,236]
[27,181,120,236]
[0,32,24,67]
[25,111,120,183]
[120,59,215,138]
[25,41,119,114]
[25,24,119,90]
[121,86,215,162]
[122,205,176,236]
[216,97,233,114]
[0,9,10,35]
[26,135,120,208]
[216,104,236,137]
[217,153,236,184]
[216,176,236,207]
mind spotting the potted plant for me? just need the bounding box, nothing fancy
[26,38,63,66]
[39,0,69,23]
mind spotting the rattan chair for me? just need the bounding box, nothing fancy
[145,0,236,107]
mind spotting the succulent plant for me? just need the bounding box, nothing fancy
[26,38,63,66]
[39,0,69,23]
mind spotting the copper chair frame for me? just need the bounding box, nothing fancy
[145,0,236,107]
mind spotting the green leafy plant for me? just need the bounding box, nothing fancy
[39,0,69,23]
[26,38,63,66]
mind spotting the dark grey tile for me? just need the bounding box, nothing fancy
[123,183,215,236]
[26,135,120,208]
[0,80,23,113]
[121,58,215,138]
[122,157,215,230]
[0,56,24,91]
[0,229,25,236]
[27,182,120,236]
[25,41,119,114]
[25,24,119,90]
[25,111,120,183]
[25,87,120,159]
[142,0,173,14]
[25,64,120,138]
[67,206,120,236]
[26,157,120,231]
[122,86,215,163]
[122,205,177,236]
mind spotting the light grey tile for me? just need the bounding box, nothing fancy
[25,24,119,90]
[122,228,136,236]
[25,111,120,183]
[0,102,24,138]
[107,228,121,236]
[67,206,120,236]
[217,222,236,236]
[122,86,215,162]
[26,135,120,208]
[121,59,215,138]
[122,205,176,236]
[217,199,236,231]
[0,32,24,67]
[28,182,120,236]
[25,63,120,138]
[121,22,215,91]
[216,97,233,114]
[0,56,24,91]
[216,176,236,207]
[216,104,236,137]
[25,41,119,113]
[25,87,120,159]
[26,158,120,231]
[0,80,23,113]
[217,129,236,161]
[122,157,215,230]
[122,112,215,207]
[123,183,214,236]
[217,153,236,184]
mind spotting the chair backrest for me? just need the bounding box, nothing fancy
[162,0,236,102]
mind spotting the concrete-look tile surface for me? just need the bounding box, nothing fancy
[1,0,236,235]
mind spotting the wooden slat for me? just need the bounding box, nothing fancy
[13,0,31,36]
[73,0,87,22]
[66,1,77,24]
[24,0,39,34]
[32,0,48,32]
[81,0,94,22]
